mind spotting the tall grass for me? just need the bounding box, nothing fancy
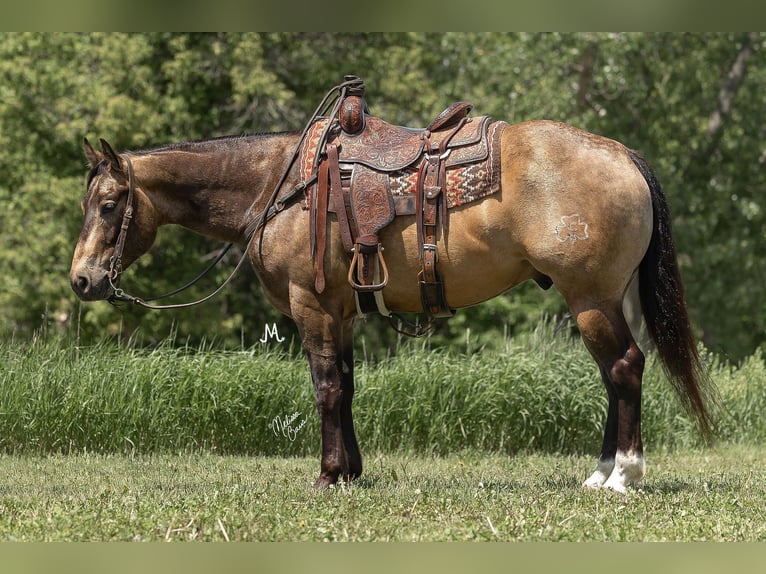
[1,320,764,456]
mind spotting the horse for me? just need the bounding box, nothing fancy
[70,84,713,493]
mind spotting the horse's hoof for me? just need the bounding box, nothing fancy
[582,460,615,490]
[313,474,338,489]
[343,470,362,483]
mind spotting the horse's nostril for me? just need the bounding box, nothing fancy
[75,274,90,294]
[70,269,106,301]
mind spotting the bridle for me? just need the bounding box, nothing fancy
[103,77,360,310]
[106,156,136,301]
[105,153,312,310]
[105,154,247,309]
[105,151,243,309]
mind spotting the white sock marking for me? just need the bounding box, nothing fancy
[583,457,615,489]
[602,450,646,494]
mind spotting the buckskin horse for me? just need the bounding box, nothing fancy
[70,77,713,493]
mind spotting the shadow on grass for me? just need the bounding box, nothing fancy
[352,471,588,493]
[352,474,528,492]
[638,478,695,494]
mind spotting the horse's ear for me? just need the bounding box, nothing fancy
[83,137,103,168]
[99,138,124,174]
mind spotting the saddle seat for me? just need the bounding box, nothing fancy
[334,100,476,173]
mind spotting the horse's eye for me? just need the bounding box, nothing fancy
[101,201,117,215]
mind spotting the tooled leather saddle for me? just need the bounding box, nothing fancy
[304,76,507,322]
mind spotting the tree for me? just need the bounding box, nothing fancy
[1,33,764,360]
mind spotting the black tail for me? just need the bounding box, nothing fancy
[629,149,714,441]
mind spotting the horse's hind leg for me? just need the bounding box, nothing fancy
[574,302,646,493]
[582,365,618,488]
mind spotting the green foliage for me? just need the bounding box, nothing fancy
[1,33,765,358]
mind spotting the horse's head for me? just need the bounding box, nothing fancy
[70,138,158,301]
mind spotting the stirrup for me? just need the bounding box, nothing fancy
[348,244,389,292]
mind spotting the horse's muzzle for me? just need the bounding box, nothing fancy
[70,266,111,301]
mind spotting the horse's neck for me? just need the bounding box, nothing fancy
[131,134,298,242]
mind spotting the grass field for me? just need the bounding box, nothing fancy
[2,322,765,456]
[1,446,765,541]
[1,323,766,542]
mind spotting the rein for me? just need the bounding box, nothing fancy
[106,77,361,310]
[106,164,311,309]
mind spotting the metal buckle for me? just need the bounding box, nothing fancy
[423,243,438,263]
[424,148,451,162]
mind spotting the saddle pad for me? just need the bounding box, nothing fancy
[388,120,507,208]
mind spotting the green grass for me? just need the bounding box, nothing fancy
[1,321,765,456]
[1,326,766,542]
[1,446,765,541]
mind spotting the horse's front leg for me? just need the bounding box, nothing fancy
[290,285,358,488]
[340,319,362,479]
[307,350,348,487]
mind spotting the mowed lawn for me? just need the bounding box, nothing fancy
[1,446,764,542]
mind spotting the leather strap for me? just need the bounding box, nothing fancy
[107,157,136,291]
[327,144,354,253]
[414,117,466,318]
[313,154,330,293]
[417,152,450,318]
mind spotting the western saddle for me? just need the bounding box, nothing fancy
[306,76,505,326]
